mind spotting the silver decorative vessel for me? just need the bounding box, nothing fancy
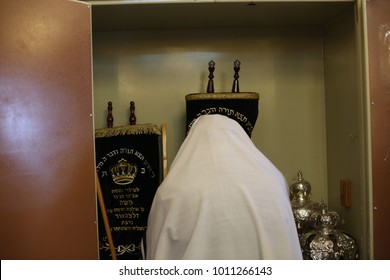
[289,171,321,234]
[300,203,358,260]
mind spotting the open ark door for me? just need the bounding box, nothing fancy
[0,0,98,259]
[366,0,390,260]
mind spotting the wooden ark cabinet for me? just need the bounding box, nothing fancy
[0,0,389,259]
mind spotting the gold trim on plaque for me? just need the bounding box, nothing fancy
[185,92,259,101]
[95,124,161,138]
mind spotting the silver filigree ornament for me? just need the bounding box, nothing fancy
[300,203,358,260]
[289,171,322,234]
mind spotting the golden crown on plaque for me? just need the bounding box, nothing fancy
[110,158,138,185]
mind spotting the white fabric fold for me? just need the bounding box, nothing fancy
[146,115,302,260]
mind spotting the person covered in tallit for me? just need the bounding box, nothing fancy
[145,92,302,260]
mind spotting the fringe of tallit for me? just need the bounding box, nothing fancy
[95,124,161,138]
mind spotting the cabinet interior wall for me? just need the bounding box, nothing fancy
[91,1,369,259]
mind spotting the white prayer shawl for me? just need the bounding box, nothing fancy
[146,115,302,260]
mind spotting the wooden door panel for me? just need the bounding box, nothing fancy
[366,0,390,260]
[0,0,97,259]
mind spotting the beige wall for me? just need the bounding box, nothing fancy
[93,27,328,202]
[324,7,369,259]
